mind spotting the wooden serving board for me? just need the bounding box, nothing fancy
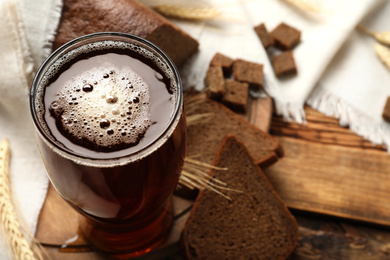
[35,184,192,259]
[266,106,390,226]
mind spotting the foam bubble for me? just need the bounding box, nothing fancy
[49,61,151,151]
[34,38,178,155]
[37,40,177,95]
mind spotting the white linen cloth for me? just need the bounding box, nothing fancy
[308,1,390,149]
[242,0,385,123]
[142,0,390,150]
[0,0,62,259]
[141,0,277,96]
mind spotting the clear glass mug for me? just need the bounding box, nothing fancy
[30,32,186,257]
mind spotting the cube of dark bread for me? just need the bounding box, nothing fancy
[232,59,263,90]
[271,22,301,50]
[181,135,299,260]
[185,97,283,168]
[254,23,275,49]
[382,97,390,123]
[54,0,199,67]
[272,51,297,77]
[204,66,225,101]
[210,52,234,76]
[222,79,248,113]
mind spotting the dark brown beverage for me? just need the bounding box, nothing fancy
[30,33,186,257]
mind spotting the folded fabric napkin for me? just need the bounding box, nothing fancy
[0,0,61,259]
[142,0,390,150]
[308,1,390,150]
[242,0,385,122]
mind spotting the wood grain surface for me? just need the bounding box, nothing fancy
[35,184,192,260]
[266,107,390,226]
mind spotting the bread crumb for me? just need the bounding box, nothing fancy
[272,51,297,77]
[232,59,263,90]
[222,79,249,113]
[204,66,225,100]
[210,53,234,77]
[254,23,275,49]
[271,22,301,50]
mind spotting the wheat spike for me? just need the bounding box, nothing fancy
[153,5,221,21]
[357,25,390,46]
[179,157,242,200]
[186,113,213,126]
[0,139,42,260]
[280,0,321,13]
[181,93,243,199]
[375,43,390,71]
[376,33,390,46]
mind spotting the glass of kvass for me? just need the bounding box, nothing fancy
[30,32,186,258]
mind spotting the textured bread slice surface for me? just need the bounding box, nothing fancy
[186,97,283,168]
[181,135,299,260]
[54,0,199,67]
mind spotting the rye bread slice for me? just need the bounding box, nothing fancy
[185,96,283,168]
[181,136,299,260]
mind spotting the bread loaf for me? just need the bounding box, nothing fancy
[53,0,199,67]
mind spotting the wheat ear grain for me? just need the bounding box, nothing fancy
[375,43,390,71]
[186,113,213,127]
[357,25,390,46]
[179,158,242,200]
[0,139,42,260]
[280,0,321,12]
[153,5,221,21]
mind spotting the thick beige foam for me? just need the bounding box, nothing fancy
[49,60,151,150]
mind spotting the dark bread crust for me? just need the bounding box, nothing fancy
[272,51,297,77]
[53,0,199,67]
[186,97,283,168]
[181,135,299,260]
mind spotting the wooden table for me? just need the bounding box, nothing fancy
[35,99,390,259]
